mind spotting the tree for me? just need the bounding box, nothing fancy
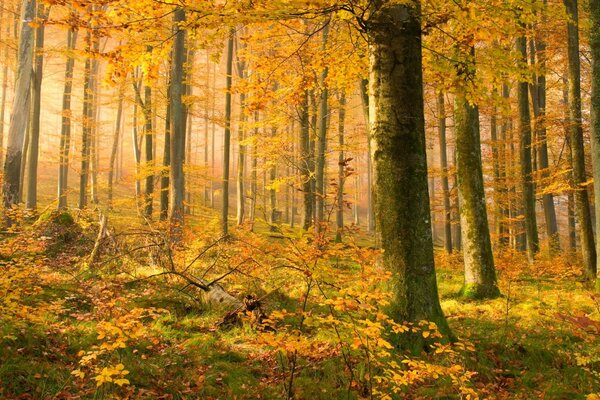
[222,29,234,236]
[57,26,77,210]
[367,0,450,338]
[169,8,187,234]
[335,91,346,243]
[564,0,596,279]
[108,87,124,209]
[3,0,35,211]
[454,45,499,299]
[590,0,600,286]
[437,91,452,253]
[25,3,48,211]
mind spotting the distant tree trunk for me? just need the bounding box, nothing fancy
[590,0,600,285]
[131,83,142,212]
[58,28,77,210]
[89,34,100,205]
[564,0,597,279]
[169,8,187,234]
[0,11,11,168]
[210,62,216,209]
[517,35,539,262]
[269,125,277,229]
[132,48,155,217]
[25,3,47,211]
[249,111,258,224]
[359,78,374,234]
[497,83,511,247]
[367,1,450,337]
[204,52,210,207]
[335,92,346,243]
[454,46,499,299]
[144,82,154,217]
[221,29,234,236]
[299,91,312,230]
[108,87,124,209]
[315,22,330,234]
[236,42,246,225]
[438,92,452,253]
[3,0,34,211]
[160,76,171,221]
[78,30,93,209]
[452,147,462,251]
[184,49,194,216]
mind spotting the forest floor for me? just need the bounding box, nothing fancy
[1,172,600,399]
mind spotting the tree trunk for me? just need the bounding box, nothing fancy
[315,22,329,234]
[437,92,452,253]
[590,0,600,285]
[517,35,539,262]
[367,1,450,337]
[360,78,374,234]
[564,0,597,279]
[454,46,499,299]
[78,30,93,209]
[169,8,187,235]
[236,42,246,225]
[160,76,171,221]
[335,92,346,242]
[25,3,47,211]
[300,91,312,230]
[89,34,100,205]
[108,87,124,209]
[0,10,11,169]
[58,28,77,210]
[3,0,34,211]
[222,30,234,236]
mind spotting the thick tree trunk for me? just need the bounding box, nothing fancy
[222,30,234,236]
[564,0,597,279]
[368,1,450,337]
[517,35,539,262]
[25,3,47,211]
[169,8,187,235]
[590,0,600,286]
[437,92,452,253]
[3,0,34,211]
[236,45,246,225]
[58,28,77,210]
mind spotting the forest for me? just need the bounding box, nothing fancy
[2,0,600,398]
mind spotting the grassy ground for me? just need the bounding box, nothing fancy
[1,173,600,398]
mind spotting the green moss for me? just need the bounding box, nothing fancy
[459,283,501,300]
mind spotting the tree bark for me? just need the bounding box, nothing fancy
[564,0,596,279]
[590,0,600,286]
[335,92,346,242]
[454,45,499,299]
[25,3,47,211]
[222,29,234,236]
[299,91,312,230]
[169,8,187,235]
[108,87,124,209]
[437,92,452,253]
[367,1,450,337]
[58,28,77,210]
[3,0,34,211]
[315,22,329,234]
